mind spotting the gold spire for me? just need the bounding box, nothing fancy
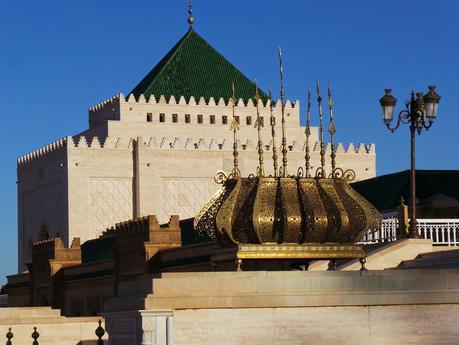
[317,80,326,176]
[269,87,278,177]
[278,47,288,177]
[305,87,311,177]
[328,83,336,172]
[254,80,265,177]
[230,82,240,177]
[187,0,195,26]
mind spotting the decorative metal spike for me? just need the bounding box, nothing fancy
[317,80,326,177]
[400,196,405,205]
[31,327,39,345]
[305,87,311,177]
[187,0,195,26]
[95,319,105,345]
[278,46,288,177]
[6,327,13,345]
[269,87,278,177]
[327,83,336,172]
[230,82,240,177]
[254,80,265,177]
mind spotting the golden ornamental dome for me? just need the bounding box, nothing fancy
[194,170,381,246]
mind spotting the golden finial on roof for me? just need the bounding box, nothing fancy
[317,80,326,177]
[328,83,336,172]
[278,47,288,177]
[187,0,195,26]
[269,87,278,177]
[230,82,240,177]
[254,80,265,177]
[305,87,312,177]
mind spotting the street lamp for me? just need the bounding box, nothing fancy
[379,86,441,238]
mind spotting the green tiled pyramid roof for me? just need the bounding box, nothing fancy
[130,28,267,102]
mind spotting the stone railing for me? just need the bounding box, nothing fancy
[417,219,459,246]
[359,216,398,244]
[3,320,105,345]
[359,217,459,246]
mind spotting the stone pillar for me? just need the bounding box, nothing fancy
[104,310,173,345]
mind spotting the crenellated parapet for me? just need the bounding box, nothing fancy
[17,134,376,167]
[71,135,375,154]
[27,236,81,307]
[89,93,298,113]
[32,236,81,260]
[89,93,123,113]
[101,215,181,280]
[17,137,68,166]
[29,135,377,153]
[87,93,301,130]
[103,215,180,243]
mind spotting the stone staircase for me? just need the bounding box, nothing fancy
[398,248,459,269]
[309,238,434,271]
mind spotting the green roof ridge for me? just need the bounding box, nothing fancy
[130,28,267,103]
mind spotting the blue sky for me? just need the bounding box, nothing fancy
[0,0,458,281]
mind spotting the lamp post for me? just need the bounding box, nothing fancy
[379,86,441,238]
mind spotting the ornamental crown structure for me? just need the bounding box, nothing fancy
[194,64,381,263]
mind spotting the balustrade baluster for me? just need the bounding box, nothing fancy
[6,327,13,345]
[453,223,457,245]
[31,327,39,345]
[95,319,105,345]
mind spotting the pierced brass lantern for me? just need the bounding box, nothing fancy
[194,171,381,247]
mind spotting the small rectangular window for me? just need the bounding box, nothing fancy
[235,116,240,124]
[222,116,228,125]
[246,116,252,125]
[146,113,152,122]
[159,113,165,123]
[185,114,191,123]
[210,115,215,124]
[172,114,178,123]
[197,114,203,124]
[260,117,264,127]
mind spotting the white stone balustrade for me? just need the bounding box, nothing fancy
[359,217,459,246]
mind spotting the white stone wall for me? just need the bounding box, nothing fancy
[17,93,376,270]
[17,139,68,271]
[67,140,135,242]
[173,305,459,345]
[105,305,459,345]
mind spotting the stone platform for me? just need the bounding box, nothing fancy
[104,268,459,345]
